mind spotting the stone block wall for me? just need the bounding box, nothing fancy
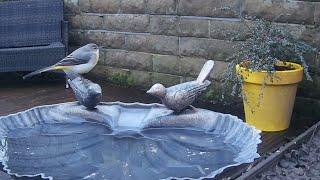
[64,0,320,106]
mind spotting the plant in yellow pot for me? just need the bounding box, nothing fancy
[221,19,318,132]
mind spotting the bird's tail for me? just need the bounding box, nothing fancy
[23,65,57,79]
[196,60,215,83]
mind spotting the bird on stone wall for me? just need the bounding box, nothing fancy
[147,60,215,112]
[23,43,99,88]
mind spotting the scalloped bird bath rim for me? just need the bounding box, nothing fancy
[0,102,261,180]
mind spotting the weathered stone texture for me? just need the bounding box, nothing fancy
[97,48,106,65]
[146,0,176,14]
[105,49,153,71]
[78,0,90,12]
[242,0,316,25]
[83,31,125,49]
[121,0,145,14]
[149,15,179,36]
[150,16,210,37]
[311,28,320,49]
[179,37,236,61]
[69,30,84,45]
[179,57,228,80]
[66,0,319,100]
[65,15,82,29]
[104,66,130,77]
[129,70,153,88]
[64,0,80,14]
[180,57,207,77]
[81,14,103,30]
[177,0,240,18]
[89,65,107,78]
[152,54,180,74]
[104,14,149,32]
[91,65,153,89]
[103,66,133,86]
[88,0,121,13]
[151,72,182,87]
[274,23,320,49]
[210,19,250,40]
[315,3,320,26]
[210,60,228,80]
[180,17,210,38]
[126,34,179,55]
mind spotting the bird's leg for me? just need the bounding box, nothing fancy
[65,76,69,89]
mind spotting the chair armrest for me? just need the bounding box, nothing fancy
[62,20,69,55]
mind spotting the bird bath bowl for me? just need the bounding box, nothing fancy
[0,102,261,180]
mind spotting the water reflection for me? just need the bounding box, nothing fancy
[0,122,238,180]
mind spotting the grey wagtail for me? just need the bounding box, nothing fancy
[23,43,100,80]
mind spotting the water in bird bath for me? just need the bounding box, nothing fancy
[0,102,260,179]
[0,121,239,180]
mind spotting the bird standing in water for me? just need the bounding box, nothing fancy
[23,43,99,88]
[147,60,215,112]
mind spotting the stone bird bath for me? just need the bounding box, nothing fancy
[0,73,261,180]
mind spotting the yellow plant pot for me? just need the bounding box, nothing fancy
[236,62,303,132]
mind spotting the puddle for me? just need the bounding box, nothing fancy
[0,122,238,180]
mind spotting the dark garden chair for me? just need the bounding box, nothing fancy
[0,0,68,72]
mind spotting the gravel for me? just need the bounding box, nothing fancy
[255,129,320,180]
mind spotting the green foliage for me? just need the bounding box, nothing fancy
[221,18,319,101]
[202,88,216,101]
[109,72,134,87]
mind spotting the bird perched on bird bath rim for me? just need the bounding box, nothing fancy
[147,60,215,112]
[23,43,99,88]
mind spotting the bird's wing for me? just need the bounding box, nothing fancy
[55,48,92,66]
[167,83,206,104]
[168,81,210,97]
[164,90,191,111]
[175,90,195,105]
[183,81,211,100]
[55,55,89,66]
